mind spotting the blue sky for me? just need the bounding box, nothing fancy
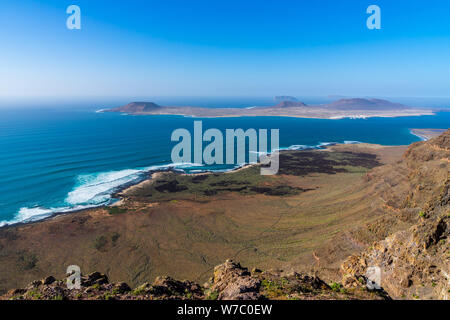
[1,0,450,98]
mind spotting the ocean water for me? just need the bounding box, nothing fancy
[0,101,449,226]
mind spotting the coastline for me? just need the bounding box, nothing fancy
[410,128,447,141]
[0,162,259,229]
[0,130,447,298]
[0,126,445,229]
[106,109,435,120]
[410,131,428,141]
[0,145,330,229]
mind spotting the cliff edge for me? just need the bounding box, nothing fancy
[341,130,449,299]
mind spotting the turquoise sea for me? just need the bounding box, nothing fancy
[0,98,449,226]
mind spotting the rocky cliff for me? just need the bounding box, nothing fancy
[341,130,449,299]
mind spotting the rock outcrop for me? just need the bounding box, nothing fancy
[0,259,388,300]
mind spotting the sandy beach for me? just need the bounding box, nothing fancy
[410,128,447,141]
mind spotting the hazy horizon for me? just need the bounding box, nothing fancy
[1,95,450,111]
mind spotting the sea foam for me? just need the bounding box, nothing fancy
[0,162,207,227]
[66,169,142,205]
[0,204,98,227]
[0,140,360,227]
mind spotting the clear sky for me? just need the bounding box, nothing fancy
[1,0,450,98]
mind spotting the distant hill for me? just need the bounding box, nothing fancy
[274,101,308,108]
[109,102,162,113]
[274,96,298,103]
[326,98,406,110]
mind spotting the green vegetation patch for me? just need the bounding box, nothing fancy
[128,166,305,202]
[18,251,38,270]
[205,290,219,300]
[107,207,128,215]
[123,150,380,203]
[111,232,120,246]
[93,235,108,251]
[275,151,380,176]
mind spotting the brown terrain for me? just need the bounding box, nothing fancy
[0,130,448,300]
[410,128,447,141]
[341,129,449,299]
[103,98,434,119]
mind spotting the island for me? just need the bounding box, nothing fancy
[101,98,435,119]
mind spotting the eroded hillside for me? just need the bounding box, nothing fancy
[341,130,449,299]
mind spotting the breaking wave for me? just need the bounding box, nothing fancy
[0,162,205,227]
[0,140,362,227]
